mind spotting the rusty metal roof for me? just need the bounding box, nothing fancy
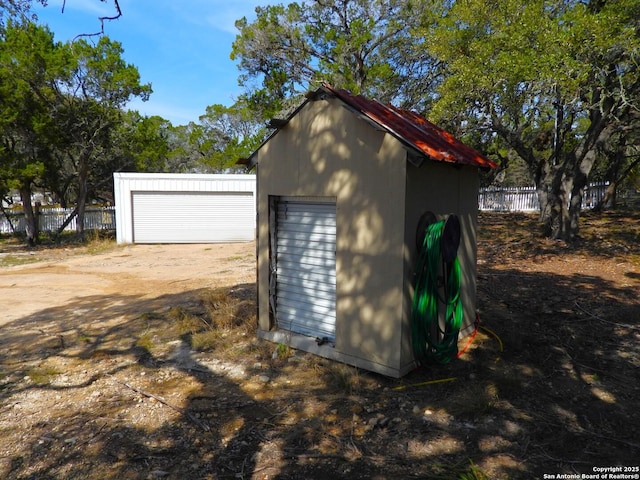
[319,83,497,169]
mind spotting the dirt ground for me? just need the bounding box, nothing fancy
[0,211,639,480]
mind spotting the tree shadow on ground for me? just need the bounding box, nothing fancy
[1,244,638,478]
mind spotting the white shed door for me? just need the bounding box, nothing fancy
[132,191,254,243]
[275,199,336,342]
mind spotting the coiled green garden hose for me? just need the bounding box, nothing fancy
[411,219,463,365]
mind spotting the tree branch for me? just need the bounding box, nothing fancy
[115,379,210,431]
[65,0,122,41]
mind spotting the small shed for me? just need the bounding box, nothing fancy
[247,84,496,377]
[113,172,256,244]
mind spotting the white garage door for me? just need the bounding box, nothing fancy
[275,199,336,342]
[132,191,254,243]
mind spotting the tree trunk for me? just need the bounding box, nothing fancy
[19,185,38,246]
[491,79,622,242]
[543,185,572,240]
[568,177,586,240]
[73,140,97,241]
[76,159,89,240]
[536,161,578,241]
[538,107,616,241]
[594,141,640,212]
[0,204,18,234]
[55,205,78,236]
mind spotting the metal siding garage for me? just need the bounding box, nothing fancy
[132,191,254,243]
[274,199,337,342]
[113,173,256,244]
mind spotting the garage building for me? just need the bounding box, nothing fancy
[113,173,255,244]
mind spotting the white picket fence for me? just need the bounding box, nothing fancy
[0,206,116,235]
[478,183,608,212]
[0,183,622,235]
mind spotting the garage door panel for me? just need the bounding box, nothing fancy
[276,274,336,296]
[275,305,336,335]
[275,200,336,342]
[132,191,254,243]
[277,296,336,316]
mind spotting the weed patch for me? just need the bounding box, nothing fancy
[0,254,42,267]
[26,367,60,385]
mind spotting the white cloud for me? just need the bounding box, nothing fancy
[184,0,285,35]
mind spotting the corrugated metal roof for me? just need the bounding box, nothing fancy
[320,83,497,169]
[243,83,497,169]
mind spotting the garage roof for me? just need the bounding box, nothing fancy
[243,83,497,169]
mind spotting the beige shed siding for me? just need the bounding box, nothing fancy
[257,97,407,374]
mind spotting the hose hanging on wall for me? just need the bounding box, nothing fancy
[411,214,463,365]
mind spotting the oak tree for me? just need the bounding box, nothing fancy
[231,0,441,118]
[53,35,151,237]
[0,21,70,244]
[425,0,640,240]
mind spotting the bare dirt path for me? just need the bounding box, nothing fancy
[0,242,255,327]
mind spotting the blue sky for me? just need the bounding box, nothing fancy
[34,0,273,126]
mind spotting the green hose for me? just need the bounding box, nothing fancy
[411,219,463,365]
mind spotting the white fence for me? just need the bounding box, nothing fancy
[0,207,115,235]
[478,183,608,212]
[0,182,623,235]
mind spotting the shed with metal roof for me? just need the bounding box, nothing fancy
[248,84,496,377]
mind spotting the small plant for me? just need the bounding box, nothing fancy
[85,229,117,254]
[191,330,222,351]
[326,363,361,393]
[275,342,292,359]
[135,332,155,351]
[27,367,60,384]
[77,333,93,344]
[458,460,489,480]
[429,460,489,480]
[168,307,203,335]
[247,339,275,360]
[202,288,255,333]
[448,382,498,418]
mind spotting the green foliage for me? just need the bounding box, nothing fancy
[3,0,637,244]
[65,36,151,108]
[423,0,640,239]
[230,0,639,239]
[164,100,266,173]
[0,0,46,25]
[116,112,171,172]
[26,366,60,384]
[231,0,441,119]
[0,21,70,243]
[198,102,266,171]
[1,19,153,243]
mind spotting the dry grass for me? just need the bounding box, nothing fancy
[1,211,637,479]
[26,366,61,385]
[84,230,118,255]
[0,254,43,267]
[161,288,257,354]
